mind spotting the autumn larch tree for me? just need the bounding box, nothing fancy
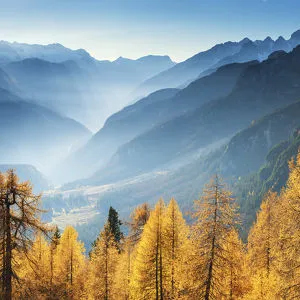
[272,150,300,299]
[55,226,86,299]
[88,222,119,299]
[113,203,151,299]
[162,198,192,299]
[246,191,279,299]
[191,175,239,300]
[128,203,151,245]
[0,170,50,300]
[130,199,165,300]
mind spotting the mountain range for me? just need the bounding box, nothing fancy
[135,30,300,98]
[0,41,175,130]
[62,44,300,186]
[2,30,300,244]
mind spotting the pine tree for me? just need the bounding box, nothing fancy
[191,175,239,300]
[108,206,123,247]
[49,226,61,298]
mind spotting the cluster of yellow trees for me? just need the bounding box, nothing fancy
[1,151,300,299]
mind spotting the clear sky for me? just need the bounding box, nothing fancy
[1,0,300,62]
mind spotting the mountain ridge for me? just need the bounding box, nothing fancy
[135,29,300,98]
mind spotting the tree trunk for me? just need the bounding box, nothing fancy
[1,204,6,297]
[171,206,175,299]
[155,225,159,300]
[3,202,12,300]
[105,242,109,300]
[159,207,163,300]
[204,183,218,300]
[205,236,215,300]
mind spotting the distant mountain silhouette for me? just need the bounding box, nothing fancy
[4,58,86,122]
[0,41,96,65]
[136,29,300,98]
[0,88,91,174]
[0,41,175,130]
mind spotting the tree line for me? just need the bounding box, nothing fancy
[0,151,300,299]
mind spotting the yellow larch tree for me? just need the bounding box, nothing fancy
[220,229,250,299]
[128,203,151,245]
[113,239,132,300]
[0,170,50,300]
[191,175,239,300]
[272,150,300,299]
[246,191,280,299]
[55,225,86,299]
[16,233,51,299]
[113,203,151,300]
[162,198,192,299]
[88,222,119,299]
[130,199,165,300]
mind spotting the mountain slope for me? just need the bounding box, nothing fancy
[4,58,86,121]
[0,88,91,174]
[136,41,243,97]
[0,67,17,92]
[234,132,300,237]
[77,101,300,224]
[60,60,255,183]
[136,29,300,97]
[88,46,300,184]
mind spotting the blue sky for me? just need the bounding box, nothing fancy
[1,0,300,62]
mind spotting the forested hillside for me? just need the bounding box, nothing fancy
[1,151,300,299]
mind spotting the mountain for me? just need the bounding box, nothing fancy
[110,55,175,84]
[136,41,243,98]
[0,164,48,193]
[136,29,300,98]
[0,41,176,130]
[0,88,91,174]
[0,41,96,66]
[86,45,300,185]
[0,67,17,92]
[59,60,255,183]
[3,58,87,122]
